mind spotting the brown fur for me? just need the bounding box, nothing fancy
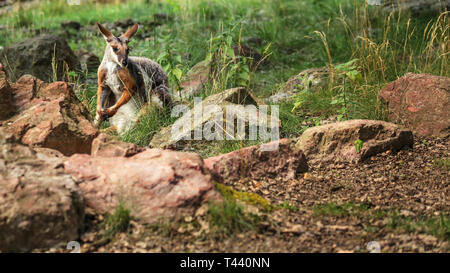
[95,23,172,132]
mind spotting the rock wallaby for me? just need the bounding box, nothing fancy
[94,22,172,133]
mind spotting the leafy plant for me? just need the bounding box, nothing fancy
[335,59,362,83]
[331,59,363,121]
[206,23,251,91]
[157,35,184,95]
[354,139,364,153]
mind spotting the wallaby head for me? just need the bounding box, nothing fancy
[96,22,138,68]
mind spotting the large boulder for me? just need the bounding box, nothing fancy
[296,119,413,164]
[0,65,14,120]
[151,87,275,149]
[2,75,98,155]
[64,149,221,224]
[0,34,80,82]
[204,139,308,183]
[0,134,85,252]
[379,73,450,137]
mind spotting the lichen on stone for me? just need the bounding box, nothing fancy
[214,182,273,212]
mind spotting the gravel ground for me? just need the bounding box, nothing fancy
[35,135,449,253]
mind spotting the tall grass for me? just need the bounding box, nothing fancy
[291,2,449,123]
[1,0,447,149]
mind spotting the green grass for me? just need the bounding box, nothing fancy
[277,201,299,213]
[206,199,260,238]
[386,212,450,241]
[103,202,132,238]
[119,105,176,146]
[315,201,450,241]
[0,0,448,151]
[205,182,269,238]
[433,158,450,170]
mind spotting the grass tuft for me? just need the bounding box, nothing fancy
[313,201,371,217]
[103,202,132,238]
[206,199,259,238]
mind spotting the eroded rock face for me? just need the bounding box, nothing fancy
[91,133,144,157]
[296,119,413,164]
[2,75,98,155]
[204,139,308,183]
[64,149,221,224]
[0,134,85,252]
[0,34,80,82]
[379,73,450,137]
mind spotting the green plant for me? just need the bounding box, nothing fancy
[386,212,450,241]
[330,59,362,121]
[206,22,251,92]
[277,201,299,212]
[206,199,259,238]
[432,158,450,170]
[157,35,184,95]
[119,105,176,146]
[103,202,132,238]
[147,218,179,238]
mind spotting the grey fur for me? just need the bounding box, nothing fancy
[127,56,172,106]
[95,41,172,132]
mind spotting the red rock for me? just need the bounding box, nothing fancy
[64,149,221,224]
[91,133,144,157]
[2,75,98,155]
[379,73,450,136]
[296,119,413,165]
[204,139,308,183]
[0,137,85,252]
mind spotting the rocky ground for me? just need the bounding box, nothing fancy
[33,134,449,253]
[1,1,448,254]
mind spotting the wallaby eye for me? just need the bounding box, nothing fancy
[112,47,118,52]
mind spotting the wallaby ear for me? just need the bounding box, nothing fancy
[97,23,114,41]
[120,23,139,41]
